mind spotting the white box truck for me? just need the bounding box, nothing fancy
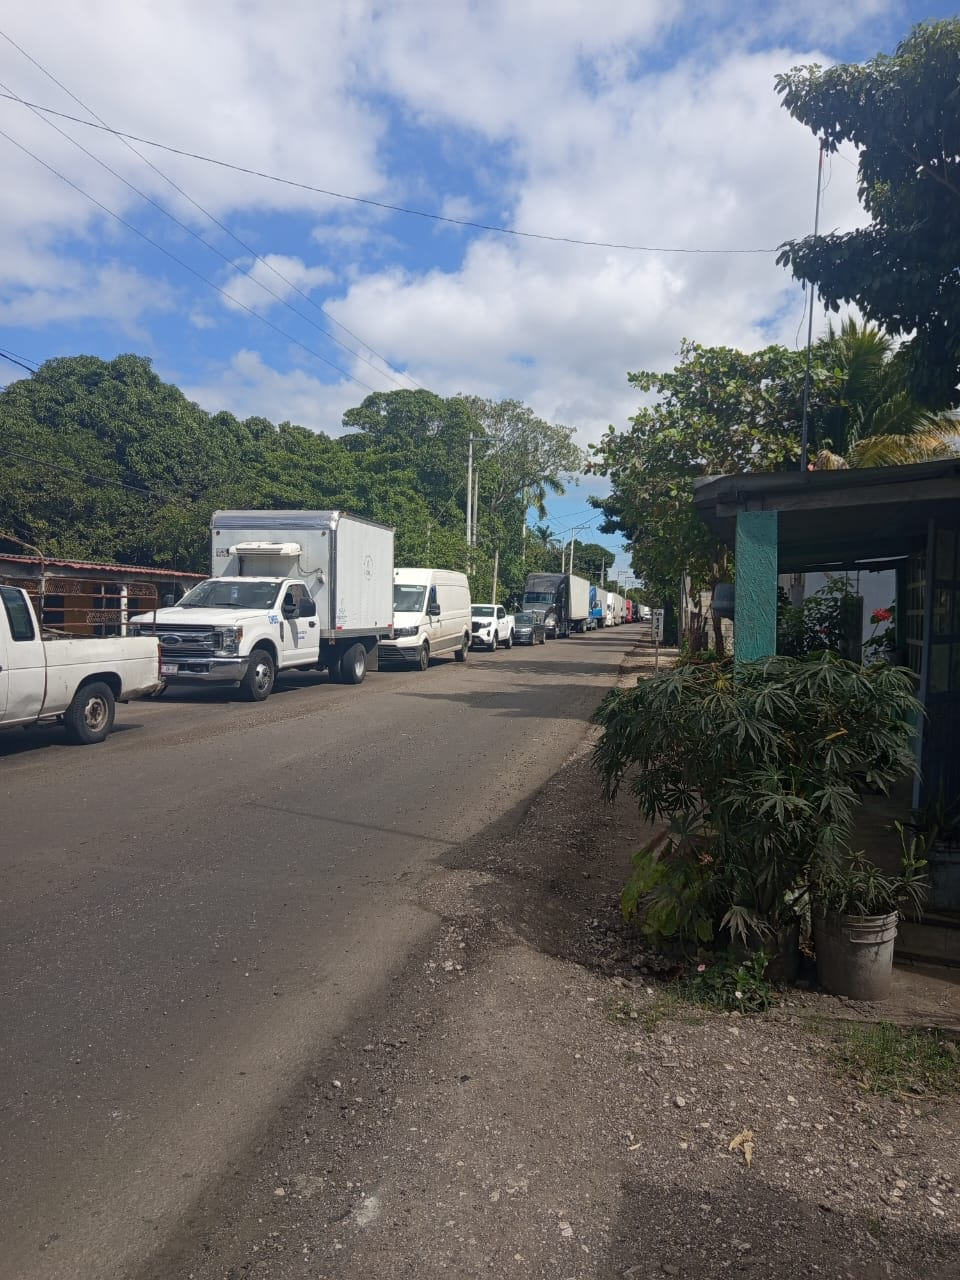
[130,511,394,699]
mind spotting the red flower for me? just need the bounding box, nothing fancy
[870,608,893,624]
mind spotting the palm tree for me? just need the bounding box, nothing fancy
[812,320,959,469]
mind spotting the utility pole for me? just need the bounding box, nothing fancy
[472,473,479,546]
[466,435,474,546]
[491,547,499,605]
[569,530,577,577]
[800,138,827,473]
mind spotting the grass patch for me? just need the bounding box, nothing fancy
[832,1022,960,1097]
[604,986,703,1032]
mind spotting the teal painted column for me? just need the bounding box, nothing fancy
[734,510,778,663]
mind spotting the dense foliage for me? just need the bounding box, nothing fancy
[0,355,583,604]
[776,19,960,406]
[588,340,811,640]
[593,653,920,951]
[590,325,957,624]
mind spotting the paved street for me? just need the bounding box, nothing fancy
[0,628,639,1280]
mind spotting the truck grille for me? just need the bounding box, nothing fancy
[155,627,219,658]
[471,621,482,634]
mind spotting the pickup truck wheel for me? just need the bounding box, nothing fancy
[454,633,468,662]
[416,641,430,671]
[64,681,115,745]
[489,634,497,653]
[339,643,367,685]
[504,630,513,650]
[240,648,275,701]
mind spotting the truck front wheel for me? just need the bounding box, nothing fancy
[454,633,468,662]
[64,680,116,745]
[240,648,275,701]
[504,630,513,650]
[339,643,367,685]
[416,641,430,671]
[489,634,497,653]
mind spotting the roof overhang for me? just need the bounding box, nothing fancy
[693,459,960,573]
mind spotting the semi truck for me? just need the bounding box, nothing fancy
[521,572,590,639]
[130,510,394,699]
[588,585,605,630]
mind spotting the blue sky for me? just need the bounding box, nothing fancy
[0,1,953,575]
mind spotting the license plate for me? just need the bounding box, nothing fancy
[160,663,179,676]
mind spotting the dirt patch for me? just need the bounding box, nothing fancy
[147,645,960,1280]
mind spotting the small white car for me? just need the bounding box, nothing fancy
[471,605,514,651]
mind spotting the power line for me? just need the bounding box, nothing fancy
[0,123,385,397]
[0,57,416,392]
[0,90,781,256]
[0,348,38,374]
[4,445,182,502]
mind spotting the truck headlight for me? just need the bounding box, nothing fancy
[216,626,244,655]
[394,626,419,638]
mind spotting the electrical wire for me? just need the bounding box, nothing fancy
[4,445,182,502]
[0,32,420,391]
[0,90,782,256]
[0,348,38,374]
[0,123,385,397]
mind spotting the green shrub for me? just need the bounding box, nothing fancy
[594,652,920,951]
[683,953,775,1013]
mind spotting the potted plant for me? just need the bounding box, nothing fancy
[593,652,921,971]
[812,833,928,1001]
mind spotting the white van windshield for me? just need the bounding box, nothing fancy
[178,580,282,610]
[394,584,427,612]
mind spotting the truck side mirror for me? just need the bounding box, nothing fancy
[298,598,317,618]
[427,602,441,617]
[162,594,175,607]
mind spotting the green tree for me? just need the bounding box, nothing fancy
[589,341,808,651]
[811,320,958,469]
[775,20,960,407]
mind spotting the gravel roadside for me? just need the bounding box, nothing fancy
[146,645,960,1280]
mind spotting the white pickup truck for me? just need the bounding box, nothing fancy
[0,586,161,744]
[470,604,515,651]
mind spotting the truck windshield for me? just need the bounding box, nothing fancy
[393,584,426,612]
[177,580,282,610]
[473,606,494,617]
[523,591,555,605]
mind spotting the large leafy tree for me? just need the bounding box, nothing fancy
[776,20,960,407]
[589,340,809,650]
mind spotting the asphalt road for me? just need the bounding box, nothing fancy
[0,626,641,1280]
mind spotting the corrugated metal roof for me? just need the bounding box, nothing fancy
[0,552,204,579]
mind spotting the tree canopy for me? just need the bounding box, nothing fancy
[0,355,583,606]
[775,20,960,407]
[588,340,809,612]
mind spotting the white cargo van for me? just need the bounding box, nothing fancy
[380,568,471,670]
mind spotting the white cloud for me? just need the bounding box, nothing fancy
[220,255,335,315]
[180,349,365,434]
[0,1,907,460]
[0,260,174,334]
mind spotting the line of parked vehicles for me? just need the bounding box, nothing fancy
[0,510,641,746]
